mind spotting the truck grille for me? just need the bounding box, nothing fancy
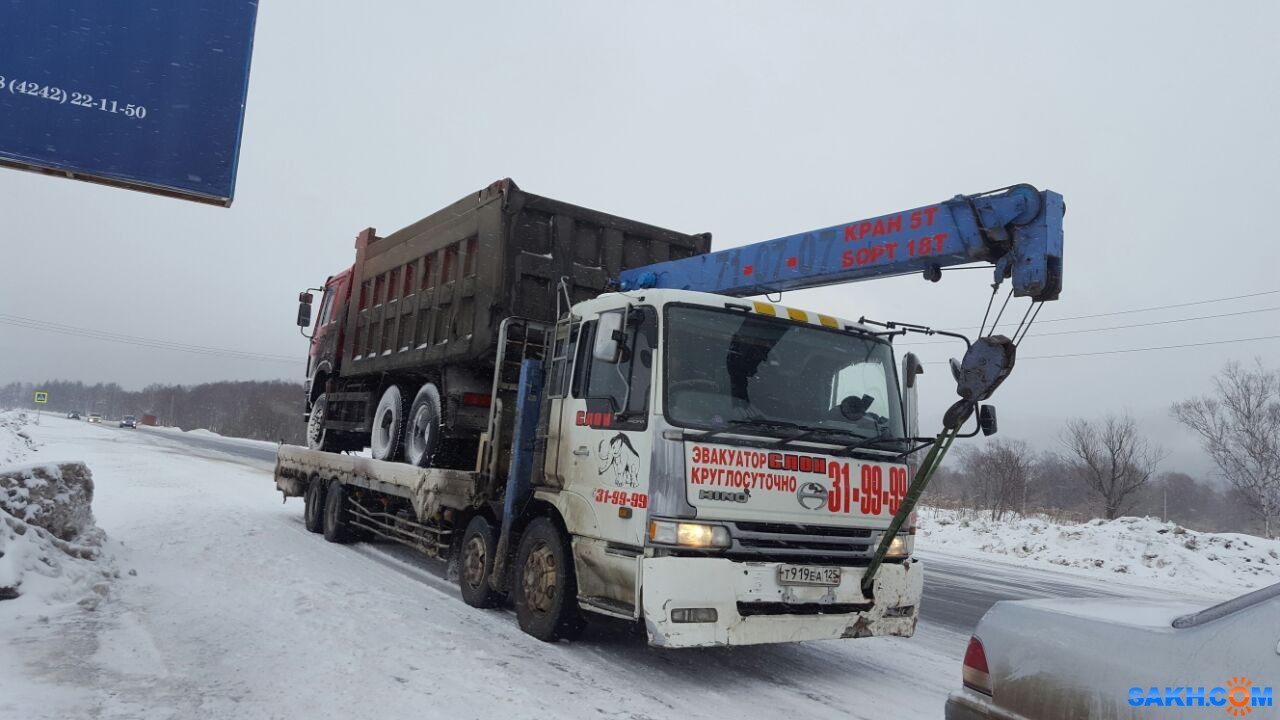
[726,521,879,565]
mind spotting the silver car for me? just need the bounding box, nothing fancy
[946,582,1280,720]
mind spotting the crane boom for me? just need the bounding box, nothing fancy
[617,184,1064,302]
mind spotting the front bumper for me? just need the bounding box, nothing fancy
[641,556,923,648]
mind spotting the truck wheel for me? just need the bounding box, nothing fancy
[322,479,355,544]
[306,393,332,451]
[405,384,442,467]
[459,515,506,608]
[514,518,584,642]
[370,385,407,462]
[303,475,326,534]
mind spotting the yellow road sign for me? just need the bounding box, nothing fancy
[33,391,48,404]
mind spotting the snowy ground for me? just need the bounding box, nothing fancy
[0,414,1239,720]
[918,507,1280,598]
[146,424,281,450]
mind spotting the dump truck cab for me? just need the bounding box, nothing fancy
[538,289,922,646]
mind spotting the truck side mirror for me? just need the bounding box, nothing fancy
[903,352,924,389]
[979,405,998,436]
[593,311,624,363]
[297,292,314,328]
[901,352,922,440]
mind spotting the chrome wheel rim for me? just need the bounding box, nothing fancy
[373,407,394,452]
[307,402,325,448]
[409,406,433,460]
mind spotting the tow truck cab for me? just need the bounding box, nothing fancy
[540,288,922,647]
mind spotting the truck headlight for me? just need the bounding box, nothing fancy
[886,533,914,558]
[648,520,731,549]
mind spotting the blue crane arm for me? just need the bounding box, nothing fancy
[618,184,1064,302]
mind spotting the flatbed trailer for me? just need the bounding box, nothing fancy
[274,444,478,554]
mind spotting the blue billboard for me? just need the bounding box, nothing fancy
[0,1,258,206]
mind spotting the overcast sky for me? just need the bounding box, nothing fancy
[3,1,1278,476]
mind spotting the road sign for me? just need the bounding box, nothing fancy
[0,1,259,206]
[33,391,48,404]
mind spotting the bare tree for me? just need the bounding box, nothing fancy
[1172,360,1280,538]
[1060,413,1165,520]
[958,438,1036,521]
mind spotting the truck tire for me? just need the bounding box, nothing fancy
[459,515,506,608]
[370,385,407,462]
[405,384,442,468]
[306,393,332,451]
[514,517,584,642]
[322,479,356,544]
[303,475,326,534]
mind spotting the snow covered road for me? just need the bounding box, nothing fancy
[1,417,1201,720]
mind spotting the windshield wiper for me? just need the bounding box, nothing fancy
[775,425,866,446]
[841,435,943,460]
[728,418,802,432]
[730,420,876,448]
[682,418,797,441]
[690,419,889,448]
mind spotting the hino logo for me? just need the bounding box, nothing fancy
[797,481,828,510]
[699,489,749,503]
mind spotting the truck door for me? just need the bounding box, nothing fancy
[542,319,580,486]
[558,306,656,548]
[309,271,350,380]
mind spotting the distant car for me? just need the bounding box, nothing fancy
[87,414,102,423]
[119,415,138,429]
[67,411,81,420]
[945,582,1280,719]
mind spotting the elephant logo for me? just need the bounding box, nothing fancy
[598,433,640,488]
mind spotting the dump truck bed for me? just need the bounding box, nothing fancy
[339,178,710,377]
[273,445,479,521]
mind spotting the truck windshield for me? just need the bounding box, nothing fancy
[663,305,904,442]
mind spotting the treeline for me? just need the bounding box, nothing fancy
[926,442,1244,534]
[0,380,305,445]
[926,359,1279,539]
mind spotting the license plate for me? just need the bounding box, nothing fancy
[777,564,841,586]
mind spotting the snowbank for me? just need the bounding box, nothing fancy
[1,461,97,540]
[0,411,38,464]
[0,412,117,609]
[919,507,1280,597]
[148,424,281,450]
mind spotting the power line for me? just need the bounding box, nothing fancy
[926,289,1280,334]
[0,315,301,365]
[0,315,296,360]
[898,305,1280,346]
[1020,334,1280,360]
[925,334,1280,363]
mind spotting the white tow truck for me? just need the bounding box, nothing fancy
[275,180,1064,648]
